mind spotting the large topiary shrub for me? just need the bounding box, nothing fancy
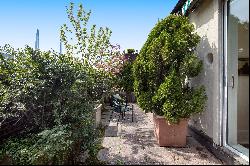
[133,14,207,124]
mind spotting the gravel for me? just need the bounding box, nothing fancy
[97,104,223,165]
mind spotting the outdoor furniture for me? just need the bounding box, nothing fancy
[111,94,134,122]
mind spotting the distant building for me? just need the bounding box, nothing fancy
[35,29,39,50]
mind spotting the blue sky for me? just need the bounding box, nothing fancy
[0,0,178,52]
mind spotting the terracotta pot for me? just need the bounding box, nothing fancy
[153,113,188,147]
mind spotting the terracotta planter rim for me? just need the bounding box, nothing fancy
[153,113,189,121]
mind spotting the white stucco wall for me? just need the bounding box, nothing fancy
[188,0,222,145]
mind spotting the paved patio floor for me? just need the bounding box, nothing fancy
[97,103,223,165]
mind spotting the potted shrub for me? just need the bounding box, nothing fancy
[133,14,207,147]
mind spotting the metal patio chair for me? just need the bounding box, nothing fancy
[111,94,134,122]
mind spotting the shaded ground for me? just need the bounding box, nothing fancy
[97,104,223,165]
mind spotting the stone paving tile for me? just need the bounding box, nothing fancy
[98,104,223,165]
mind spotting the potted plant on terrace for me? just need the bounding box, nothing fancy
[133,14,207,147]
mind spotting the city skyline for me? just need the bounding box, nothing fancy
[0,0,178,53]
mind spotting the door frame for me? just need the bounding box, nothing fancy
[222,0,249,162]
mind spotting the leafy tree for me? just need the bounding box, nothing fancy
[127,48,135,54]
[60,2,124,100]
[116,49,138,93]
[133,14,207,124]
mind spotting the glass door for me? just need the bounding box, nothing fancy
[226,0,249,157]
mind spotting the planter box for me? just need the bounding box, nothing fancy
[153,114,188,147]
[94,104,103,128]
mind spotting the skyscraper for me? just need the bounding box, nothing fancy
[35,29,39,49]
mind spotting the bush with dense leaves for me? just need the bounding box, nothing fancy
[0,2,122,164]
[115,49,138,94]
[0,45,101,164]
[0,125,72,165]
[133,14,207,124]
[117,61,134,93]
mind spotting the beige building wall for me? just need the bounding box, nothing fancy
[188,0,222,145]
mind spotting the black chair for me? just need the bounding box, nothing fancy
[111,94,133,122]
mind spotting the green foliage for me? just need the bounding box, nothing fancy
[60,2,123,100]
[115,49,138,93]
[116,61,134,93]
[60,2,111,67]
[0,125,72,165]
[0,45,91,128]
[0,45,98,164]
[133,14,207,124]
[0,2,117,164]
[127,49,135,54]
[84,126,106,165]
